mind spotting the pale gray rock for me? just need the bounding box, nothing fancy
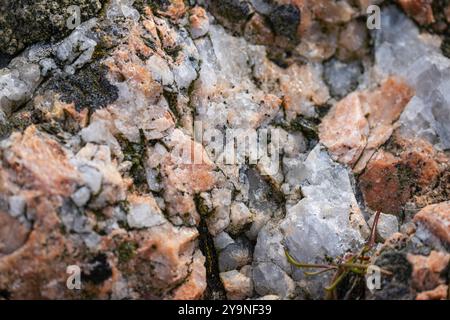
[214,231,235,251]
[252,262,295,298]
[107,0,140,22]
[228,202,253,235]
[0,59,41,115]
[281,145,366,264]
[250,0,274,15]
[324,59,362,98]
[253,222,291,273]
[256,295,280,300]
[368,213,399,242]
[375,6,450,150]
[219,237,253,272]
[71,186,91,207]
[55,19,98,74]
[127,197,166,229]
[8,195,26,218]
[78,165,103,195]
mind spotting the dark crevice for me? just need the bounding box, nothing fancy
[0,289,11,300]
[195,198,227,300]
[0,53,13,69]
[82,253,113,285]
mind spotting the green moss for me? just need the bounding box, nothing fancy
[194,194,211,217]
[163,90,181,124]
[396,164,414,190]
[117,241,138,264]
[116,130,148,188]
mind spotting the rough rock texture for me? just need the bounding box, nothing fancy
[0,1,449,300]
[0,0,103,55]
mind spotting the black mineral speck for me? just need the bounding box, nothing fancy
[82,253,113,285]
[367,250,415,300]
[0,0,102,55]
[269,4,301,41]
[44,62,119,112]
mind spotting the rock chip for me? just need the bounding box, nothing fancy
[413,202,450,245]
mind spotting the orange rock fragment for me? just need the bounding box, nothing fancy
[359,150,411,215]
[398,0,435,25]
[414,201,450,245]
[320,77,413,171]
[407,251,450,291]
[320,93,369,166]
[416,284,448,300]
[3,126,80,196]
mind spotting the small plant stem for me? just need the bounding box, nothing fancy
[325,269,348,292]
[304,267,336,276]
[285,250,333,269]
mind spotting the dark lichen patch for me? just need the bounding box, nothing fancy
[268,4,301,41]
[163,89,181,124]
[396,163,415,191]
[82,253,113,285]
[164,45,183,60]
[116,129,149,190]
[368,250,414,300]
[209,0,254,24]
[43,62,118,112]
[428,0,450,33]
[197,211,227,300]
[335,272,367,300]
[117,241,139,264]
[194,194,212,218]
[0,0,103,55]
[289,116,320,148]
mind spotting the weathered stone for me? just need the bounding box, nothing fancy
[376,6,450,150]
[189,6,210,39]
[1,0,449,301]
[126,194,166,229]
[252,262,295,298]
[0,0,102,55]
[413,202,450,245]
[320,77,414,171]
[407,250,450,291]
[324,59,362,98]
[416,284,448,300]
[359,150,411,215]
[398,0,435,25]
[368,213,399,242]
[220,269,253,300]
[219,237,253,272]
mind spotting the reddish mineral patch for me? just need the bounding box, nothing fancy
[414,201,450,245]
[398,0,435,25]
[320,77,414,171]
[407,250,450,292]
